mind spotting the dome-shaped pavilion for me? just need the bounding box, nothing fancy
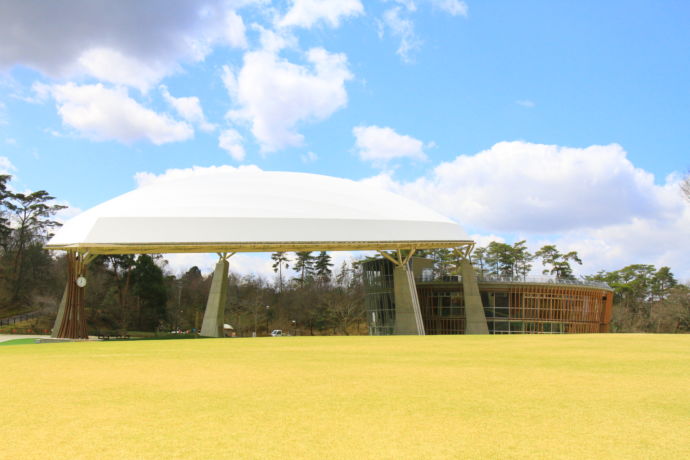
[47,169,470,253]
[46,169,481,339]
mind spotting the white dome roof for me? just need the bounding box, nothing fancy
[46,170,471,254]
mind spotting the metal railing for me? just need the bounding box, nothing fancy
[416,272,611,289]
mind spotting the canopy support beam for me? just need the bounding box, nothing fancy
[453,246,489,334]
[200,252,234,337]
[378,249,425,336]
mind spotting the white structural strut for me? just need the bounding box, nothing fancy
[46,170,471,254]
[200,253,233,338]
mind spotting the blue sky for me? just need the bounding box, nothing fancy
[1,0,689,279]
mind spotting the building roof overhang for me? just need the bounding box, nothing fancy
[46,169,473,255]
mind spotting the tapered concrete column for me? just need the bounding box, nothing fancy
[460,258,489,334]
[200,254,231,337]
[393,264,425,335]
[50,286,68,338]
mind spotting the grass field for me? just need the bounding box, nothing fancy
[1,334,688,459]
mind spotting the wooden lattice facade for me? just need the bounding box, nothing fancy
[415,281,612,335]
[363,258,614,335]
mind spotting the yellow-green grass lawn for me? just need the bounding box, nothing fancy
[1,334,688,459]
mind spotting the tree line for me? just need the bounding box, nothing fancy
[0,174,688,335]
[423,241,584,280]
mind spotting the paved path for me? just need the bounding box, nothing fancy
[0,334,101,343]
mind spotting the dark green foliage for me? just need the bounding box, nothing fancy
[314,251,333,282]
[131,255,168,331]
[588,264,686,332]
[0,177,65,312]
[293,251,315,285]
[534,245,581,279]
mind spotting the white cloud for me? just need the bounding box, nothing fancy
[353,125,427,165]
[363,141,669,233]
[163,250,369,284]
[0,1,253,90]
[379,0,468,61]
[49,83,193,144]
[279,0,364,29]
[55,202,83,223]
[430,0,468,16]
[134,164,263,188]
[218,129,246,161]
[536,180,690,280]
[516,99,536,108]
[362,141,690,279]
[225,47,352,152]
[382,7,420,63]
[301,151,318,163]
[0,156,16,175]
[77,48,177,93]
[224,10,249,49]
[391,0,417,12]
[252,24,298,54]
[160,85,216,132]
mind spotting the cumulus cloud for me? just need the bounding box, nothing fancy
[363,141,669,233]
[0,0,252,90]
[218,129,246,161]
[224,47,352,152]
[224,10,249,49]
[353,125,427,165]
[77,48,177,93]
[361,141,690,278]
[279,0,364,29]
[549,205,690,280]
[160,85,216,132]
[48,83,193,144]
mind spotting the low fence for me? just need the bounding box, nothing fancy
[0,310,43,327]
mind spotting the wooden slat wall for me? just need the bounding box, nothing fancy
[479,283,611,334]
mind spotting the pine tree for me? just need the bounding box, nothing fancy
[6,189,66,305]
[132,255,168,331]
[314,251,333,283]
[293,251,315,285]
[534,245,582,279]
[512,240,533,279]
[271,252,290,292]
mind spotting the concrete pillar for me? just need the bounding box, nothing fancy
[460,258,489,334]
[393,264,424,335]
[200,257,230,337]
[50,285,69,338]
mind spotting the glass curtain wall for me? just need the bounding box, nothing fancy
[362,259,396,335]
